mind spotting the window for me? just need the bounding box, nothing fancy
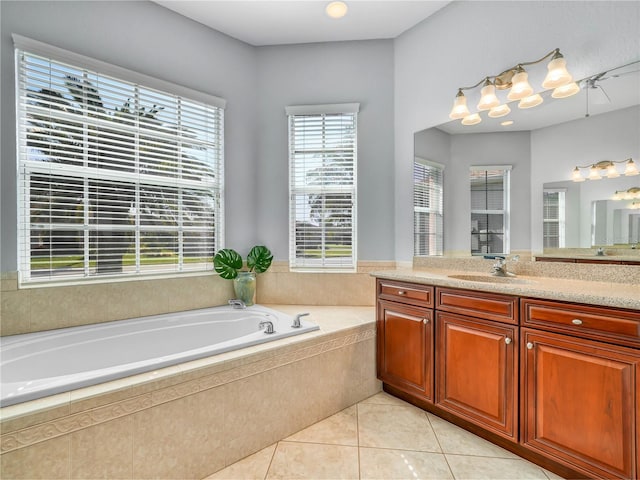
[15,35,225,284]
[470,166,511,255]
[414,158,443,256]
[287,103,358,271]
[543,189,566,248]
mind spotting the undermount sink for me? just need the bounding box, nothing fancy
[447,274,535,285]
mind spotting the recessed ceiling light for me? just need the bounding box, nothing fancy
[326,1,348,19]
[501,120,514,126]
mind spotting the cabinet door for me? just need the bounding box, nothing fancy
[436,311,518,440]
[521,328,639,480]
[377,300,433,401]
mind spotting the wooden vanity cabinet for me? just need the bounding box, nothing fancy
[435,289,519,440]
[376,280,435,401]
[521,300,640,479]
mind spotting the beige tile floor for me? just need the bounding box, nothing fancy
[205,392,565,480]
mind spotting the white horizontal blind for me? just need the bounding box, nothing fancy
[543,189,566,248]
[287,105,358,271]
[470,166,511,255]
[414,159,443,256]
[16,46,224,284]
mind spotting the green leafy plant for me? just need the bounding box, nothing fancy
[214,245,273,280]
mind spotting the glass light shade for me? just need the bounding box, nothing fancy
[542,56,573,89]
[623,191,634,200]
[572,167,585,182]
[518,94,543,109]
[552,82,580,99]
[488,104,511,118]
[588,166,601,180]
[507,70,534,100]
[631,201,640,210]
[625,159,639,176]
[461,113,482,126]
[477,84,500,111]
[449,92,470,119]
[606,163,620,178]
[612,191,623,201]
[325,1,348,18]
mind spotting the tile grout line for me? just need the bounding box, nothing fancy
[424,411,457,480]
[356,401,361,480]
[263,442,278,480]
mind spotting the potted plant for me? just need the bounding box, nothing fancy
[213,245,273,306]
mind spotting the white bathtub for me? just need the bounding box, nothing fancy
[0,305,318,407]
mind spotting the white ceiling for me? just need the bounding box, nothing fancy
[153,0,451,46]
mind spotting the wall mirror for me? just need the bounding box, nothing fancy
[414,60,640,257]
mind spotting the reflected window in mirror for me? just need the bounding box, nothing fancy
[414,158,443,256]
[470,166,511,255]
[543,189,566,248]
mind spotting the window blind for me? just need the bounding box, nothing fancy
[16,41,224,284]
[470,166,511,255]
[287,104,358,271]
[543,189,566,248]
[414,159,443,256]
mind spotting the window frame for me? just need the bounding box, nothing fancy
[469,165,511,256]
[543,188,566,248]
[286,103,359,272]
[413,157,444,256]
[14,35,226,286]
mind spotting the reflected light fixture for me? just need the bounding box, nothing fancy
[518,93,543,109]
[572,158,638,182]
[630,201,640,210]
[612,187,640,201]
[488,103,511,118]
[449,48,578,126]
[326,1,348,19]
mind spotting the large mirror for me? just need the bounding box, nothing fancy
[414,61,640,256]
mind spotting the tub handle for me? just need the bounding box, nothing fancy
[292,312,310,328]
[259,320,275,334]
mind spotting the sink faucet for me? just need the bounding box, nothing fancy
[486,255,519,277]
[292,312,310,328]
[229,299,246,309]
[259,320,275,334]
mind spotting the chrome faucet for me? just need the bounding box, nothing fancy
[228,299,246,309]
[259,320,275,334]
[486,255,519,277]
[292,312,310,328]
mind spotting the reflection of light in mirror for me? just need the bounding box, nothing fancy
[501,120,514,126]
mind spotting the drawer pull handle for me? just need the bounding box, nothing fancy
[398,290,406,295]
[504,337,512,345]
[572,319,583,325]
[423,318,429,324]
[526,342,534,350]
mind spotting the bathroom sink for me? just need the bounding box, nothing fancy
[447,274,534,285]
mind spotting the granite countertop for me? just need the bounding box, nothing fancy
[371,268,640,311]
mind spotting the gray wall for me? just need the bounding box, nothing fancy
[256,41,395,261]
[394,1,640,261]
[0,0,258,271]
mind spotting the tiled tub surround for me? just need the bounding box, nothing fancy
[1,305,319,406]
[0,261,390,336]
[0,305,380,479]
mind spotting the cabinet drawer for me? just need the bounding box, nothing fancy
[435,287,518,324]
[377,279,434,307]
[522,298,640,348]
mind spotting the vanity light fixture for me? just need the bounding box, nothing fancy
[572,158,639,182]
[612,187,640,201]
[326,1,348,19]
[630,201,640,210]
[449,48,579,124]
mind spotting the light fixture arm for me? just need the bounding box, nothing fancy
[454,49,562,93]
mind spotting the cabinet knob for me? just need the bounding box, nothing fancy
[571,319,583,325]
[398,290,406,295]
[526,342,534,350]
[423,318,429,324]
[504,337,512,345]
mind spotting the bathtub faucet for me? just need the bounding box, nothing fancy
[228,299,246,309]
[292,312,310,328]
[259,320,275,334]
